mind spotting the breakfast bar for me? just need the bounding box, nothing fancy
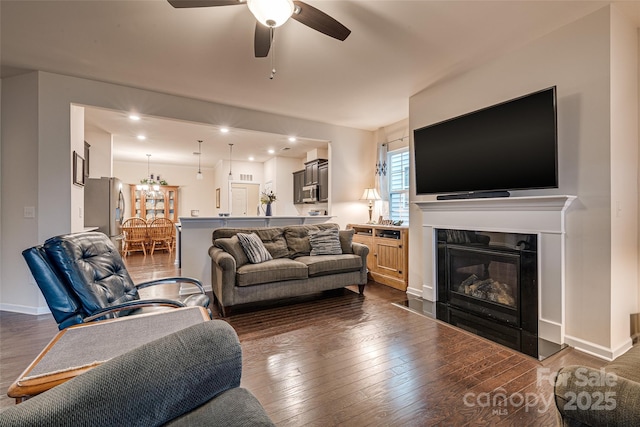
[178,215,333,293]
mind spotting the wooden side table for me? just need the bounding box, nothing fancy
[347,224,409,291]
[7,306,210,403]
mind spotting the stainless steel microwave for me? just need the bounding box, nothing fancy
[302,184,318,203]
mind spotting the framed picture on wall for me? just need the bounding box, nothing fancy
[216,188,220,208]
[73,151,85,187]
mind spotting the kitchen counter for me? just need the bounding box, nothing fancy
[178,215,333,293]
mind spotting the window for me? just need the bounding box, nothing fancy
[388,148,409,223]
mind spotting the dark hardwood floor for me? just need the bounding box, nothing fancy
[1,251,605,425]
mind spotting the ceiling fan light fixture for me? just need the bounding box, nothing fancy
[247,0,294,28]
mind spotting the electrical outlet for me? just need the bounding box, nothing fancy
[24,206,36,218]
[79,207,83,218]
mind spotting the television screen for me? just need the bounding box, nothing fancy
[413,86,558,197]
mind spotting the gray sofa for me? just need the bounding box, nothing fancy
[208,223,369,316]
[554,344,640,426]
[0,321,274,427]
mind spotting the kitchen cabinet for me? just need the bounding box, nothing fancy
[293,170,305,204]
[318,162,328,202]
[347,224,408,291]
[131,185,179,222]
[304,159,327,186]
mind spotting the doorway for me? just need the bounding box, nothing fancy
[230,183,260,216]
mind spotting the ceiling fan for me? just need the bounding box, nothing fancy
[168,0,351,58]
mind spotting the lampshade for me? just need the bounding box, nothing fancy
[360,188,381,201]
[247,0,294,28]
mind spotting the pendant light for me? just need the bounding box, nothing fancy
[228,143,234,180]
[195,140,203,180]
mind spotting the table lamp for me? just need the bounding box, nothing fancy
[360,188,381,223]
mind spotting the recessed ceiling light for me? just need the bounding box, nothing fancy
[268,149,275,154]
[137,135,146,140]
[129,114,141,121]
[288,136,296,142]
[220,127,230,133]
[248,156,255,161]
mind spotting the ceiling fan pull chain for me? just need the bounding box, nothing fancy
[270,26,276,80]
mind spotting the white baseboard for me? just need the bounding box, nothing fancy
[564,334,633,361]
[0,303,50,315]
[538,318,563,344]
[406,285,423,298]
[420,283,435,301]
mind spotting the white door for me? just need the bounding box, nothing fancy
[231,183,261,216]
[231,187,248,216]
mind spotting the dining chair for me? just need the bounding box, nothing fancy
[148,218,174,255]
[122,217,148,256]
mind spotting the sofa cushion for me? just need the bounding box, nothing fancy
[309,228,342,256]
[339,229,354,254]
[255,228,289,259]
[284,224,339,258]
[237,233,273,264]
[212,228,289,259]
[214,236,249,268]
[236,258,309,287]
[296,254,363,277]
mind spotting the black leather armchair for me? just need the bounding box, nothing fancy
[23,231,210,329]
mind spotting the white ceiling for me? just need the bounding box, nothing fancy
[3,0,638,167]
[83,106,329,168]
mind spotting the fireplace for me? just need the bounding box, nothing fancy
[436,229,538,357]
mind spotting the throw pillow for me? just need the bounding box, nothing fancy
[284,225,319,258]
[214,236,249,268]
[309,228,342,256]
[339,229,355,254]
[237,233,273,264]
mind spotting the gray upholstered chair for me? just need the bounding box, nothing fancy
[554,344,640,426]
[0,320,274,426]
[22,231,210,329]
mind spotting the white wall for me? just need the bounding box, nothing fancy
[0,73,48,313]
[409,5,638,357]
[609,6,639,354]
[273,156,303,216]
[0,71,374,313]
[70,105,85,233]
[113,160,217,218]
[85,128,113,179]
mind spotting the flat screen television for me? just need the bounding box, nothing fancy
[413,86,558,199]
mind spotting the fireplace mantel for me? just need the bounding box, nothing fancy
[415,195,576,346]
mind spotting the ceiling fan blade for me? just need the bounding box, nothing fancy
[254,23,272,58]
[291,1,351,41]
[167,0,244,8]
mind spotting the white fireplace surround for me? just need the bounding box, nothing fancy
[415,195,576,346]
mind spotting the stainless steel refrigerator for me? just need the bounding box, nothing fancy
[84,177,126,247]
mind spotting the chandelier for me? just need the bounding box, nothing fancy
[136,154,161,194]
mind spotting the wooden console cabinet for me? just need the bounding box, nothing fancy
[347,224,408,291]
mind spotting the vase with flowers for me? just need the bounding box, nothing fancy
[261,190,277,216]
